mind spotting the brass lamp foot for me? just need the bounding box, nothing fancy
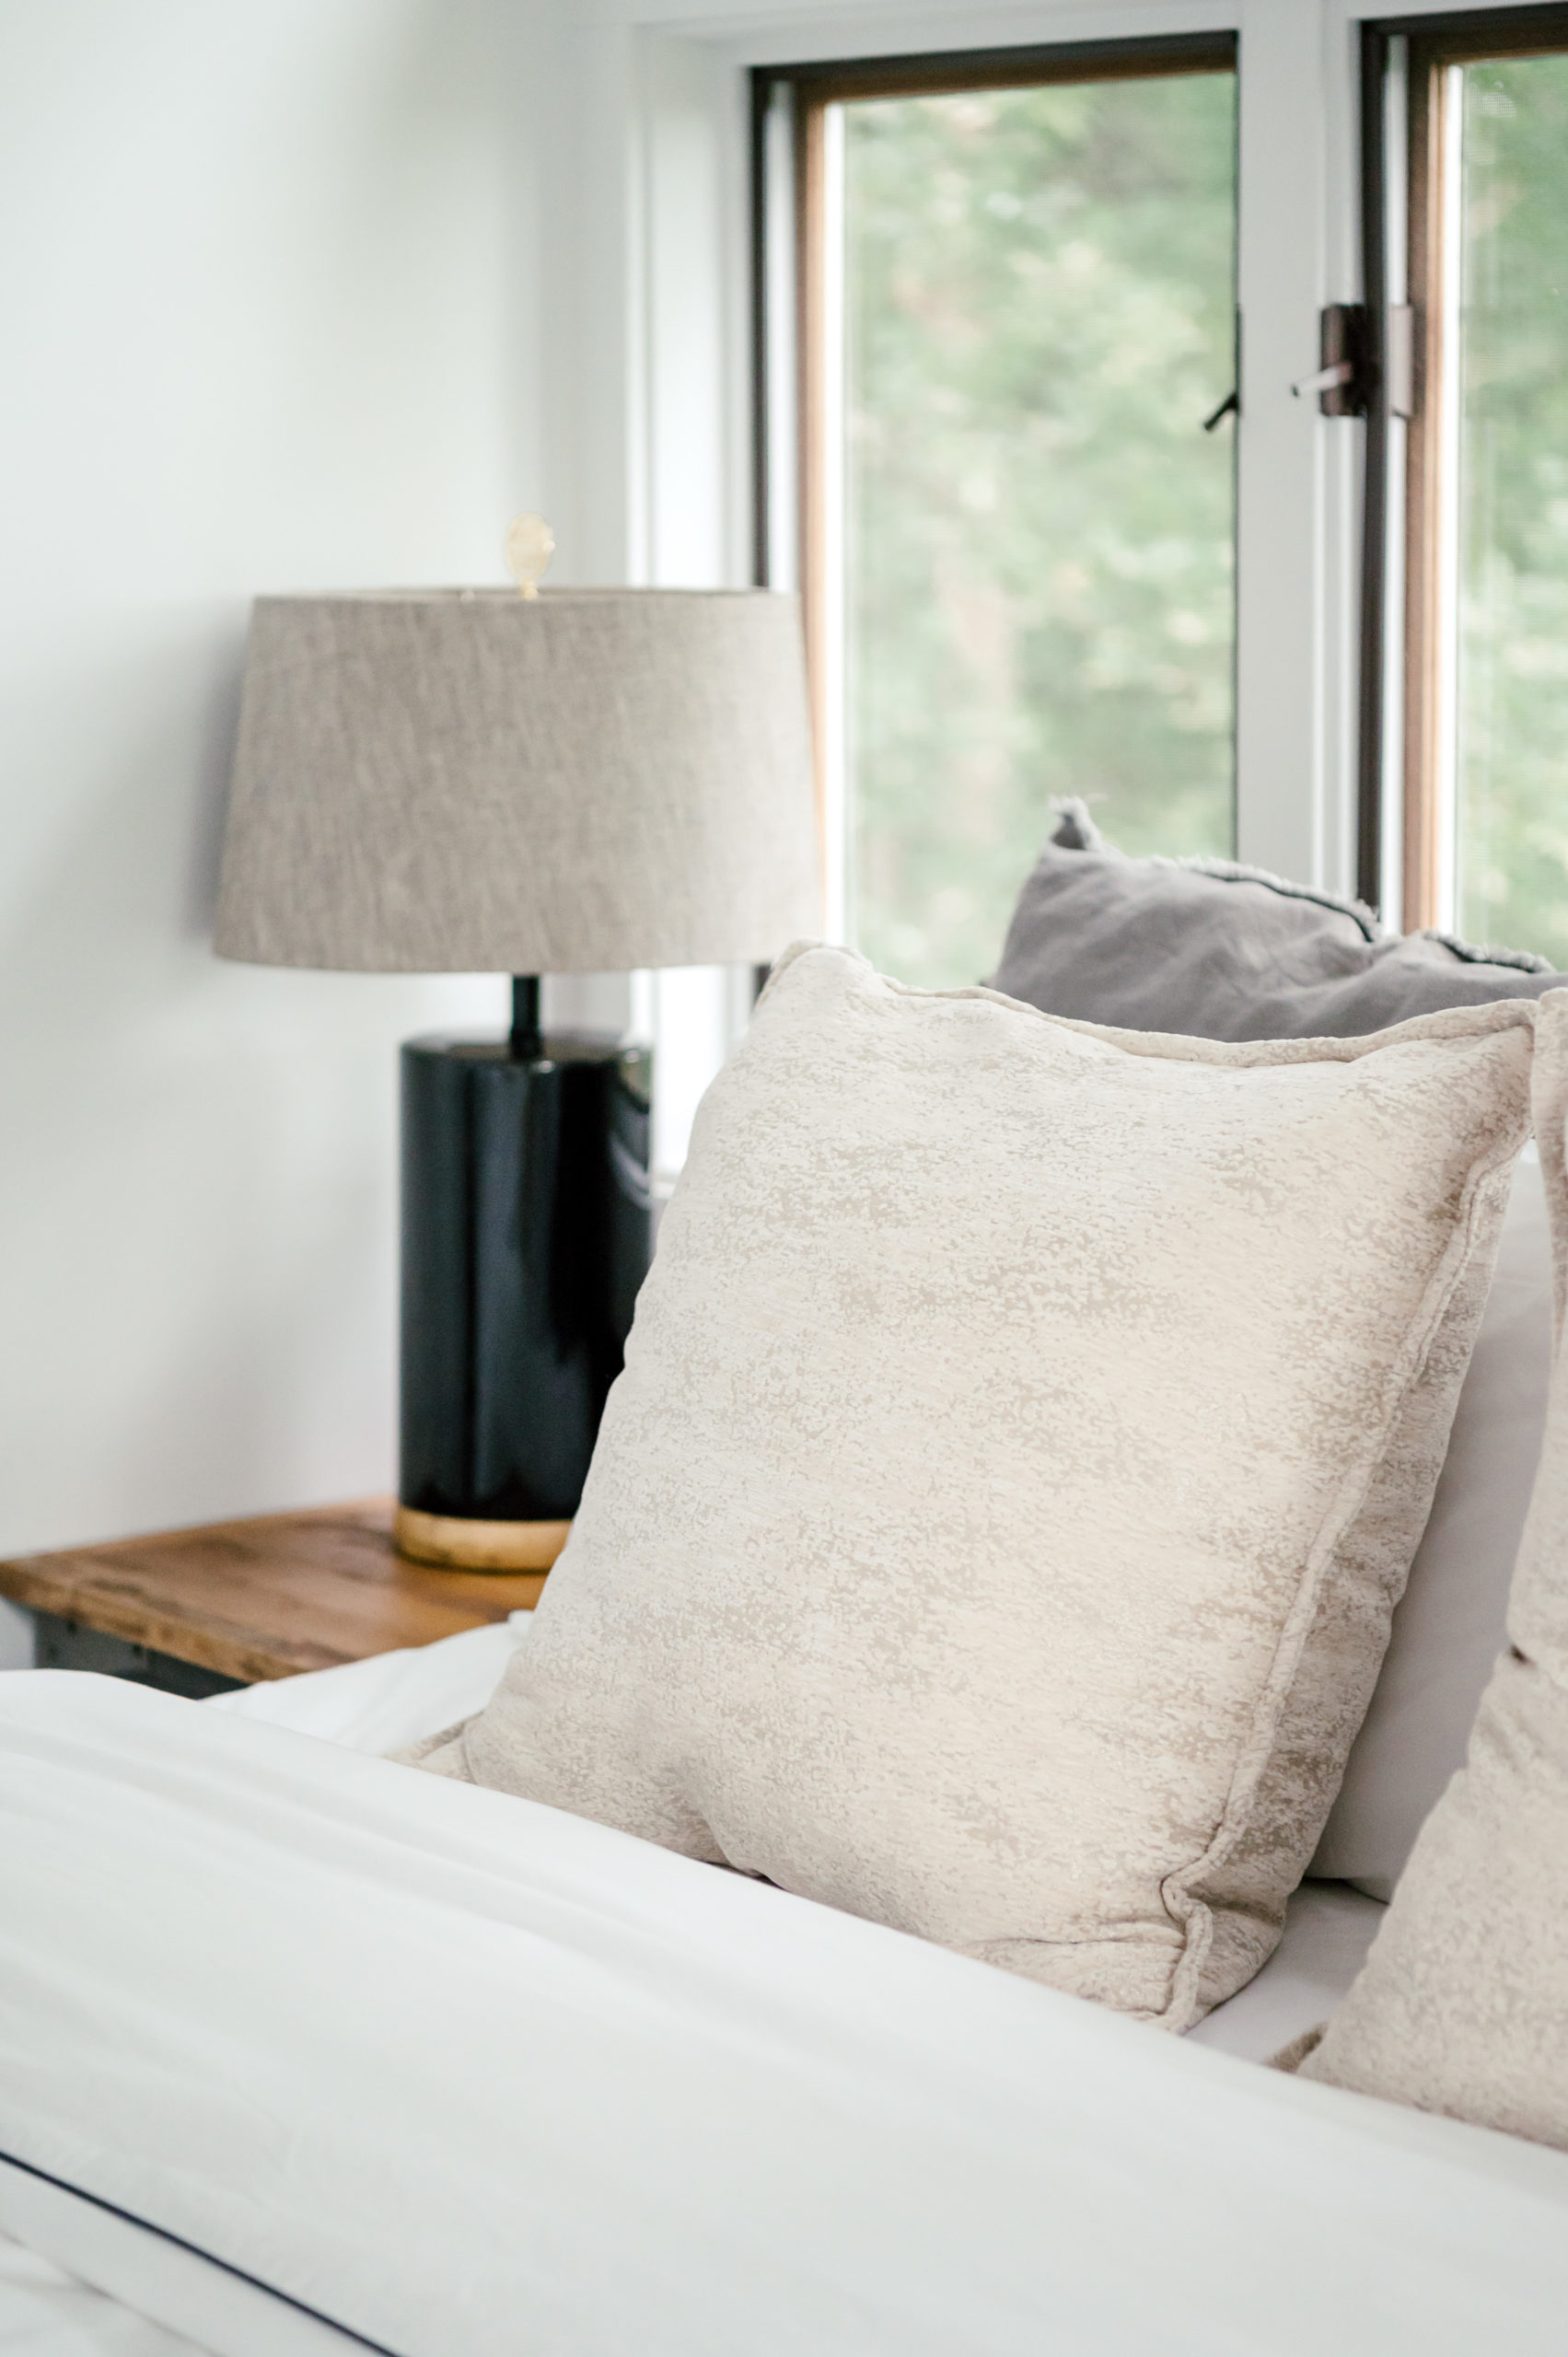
[393,1504,571,1573]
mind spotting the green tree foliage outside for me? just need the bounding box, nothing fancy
[842,73,1238,990]
[1457,55,1568,967]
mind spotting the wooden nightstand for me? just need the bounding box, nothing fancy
[0,1498,547,1699]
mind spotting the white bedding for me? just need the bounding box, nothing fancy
[0,1631,528,2357]
[209,1614,1389,2064]
[0,1619,1387,2357]
[209,1613,535,1757]
[0,2224,210,2354]
[6,1664,1568,2357]
[0,1865,1386,2357]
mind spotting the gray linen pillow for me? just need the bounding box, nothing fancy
[409,945,1538,2030]
[1295,1006,1568,2149]
[990,803,1562,1040]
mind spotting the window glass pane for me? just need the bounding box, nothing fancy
[842,73,1237,990]
[1455,53,1568,962]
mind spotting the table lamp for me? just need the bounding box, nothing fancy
[213,524,820,1571]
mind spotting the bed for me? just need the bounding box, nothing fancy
[4,1620,1565,2357]
[7,860,1564,2355]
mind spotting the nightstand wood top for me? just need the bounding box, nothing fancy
[0,1499,546,1685]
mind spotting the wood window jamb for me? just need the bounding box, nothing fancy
[1370,5,1568,930]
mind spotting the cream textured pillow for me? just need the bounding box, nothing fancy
[414,946,1536,2028]
[1297,1000,1568,2141]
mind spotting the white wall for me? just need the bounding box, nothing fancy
[3,0,1524,1583]
[0,0,550,1561]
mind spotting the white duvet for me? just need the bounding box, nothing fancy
[5,1666,1568,2357]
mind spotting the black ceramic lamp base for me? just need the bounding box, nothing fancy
[396,1004,653,1573]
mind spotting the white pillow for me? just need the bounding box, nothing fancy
[1296,1008,1568,2145]
[412,947,1539,2028]
[1310,1149,1552,1898]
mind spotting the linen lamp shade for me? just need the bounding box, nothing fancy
[212,580,820,1573]
[213,587,821,972]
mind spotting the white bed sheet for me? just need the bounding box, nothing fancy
[1,1632,536,2357]
[0,1878,1378,2357]
[0,2221,210,2355]
[0,1630,533,2357]
[211,1615,1388,2063]
[0,2165,362,2357]
[0,1622,1386,2352]
[208,1614,531,1758]
[6,1667,1568,2357]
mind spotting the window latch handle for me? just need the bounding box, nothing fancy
[1294,304,1370,415]
[1293,359,1354,398]
[1290,304,1413,419]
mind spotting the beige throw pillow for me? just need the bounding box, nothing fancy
[1298,1003,1568,2141]
[413,946,1538,2028]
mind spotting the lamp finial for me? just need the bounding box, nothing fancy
[505,513,555,599]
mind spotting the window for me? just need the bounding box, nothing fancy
[1366,9,1568,957]
[759,39,1238,989]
